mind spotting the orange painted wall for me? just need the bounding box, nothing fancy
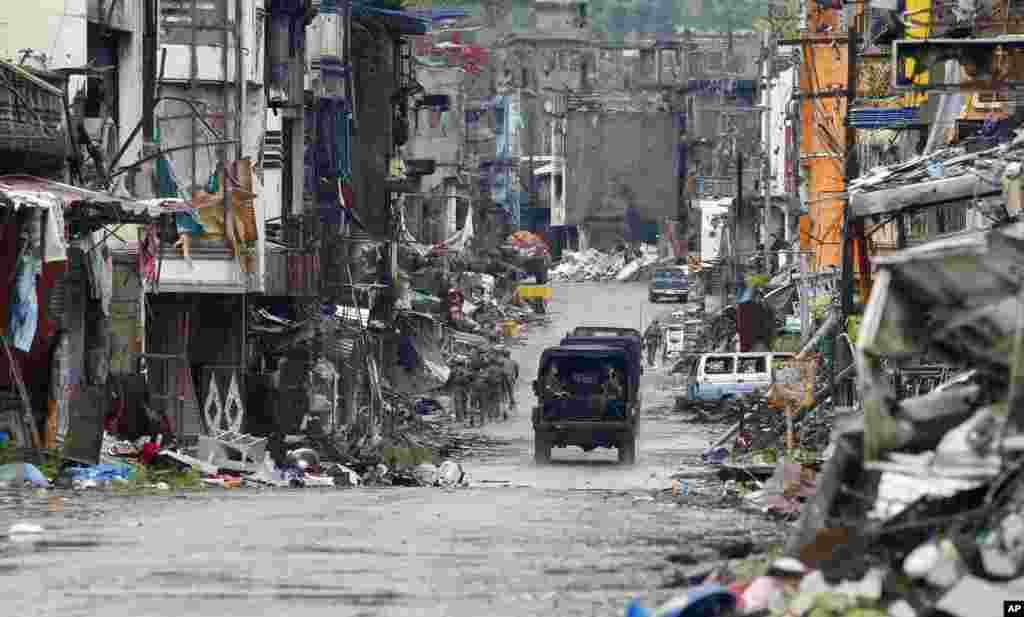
[798,3,849,270]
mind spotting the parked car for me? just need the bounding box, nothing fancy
[532,343,640,465]
[648,267,689,303]
[679,351,796,404]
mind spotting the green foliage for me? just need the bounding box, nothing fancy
[772,334,801,353]
[382,445,434,468]
[746,273,771,288]
[847,314,862,345]
[810,295,832,322]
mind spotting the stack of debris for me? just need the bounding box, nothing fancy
[548,244,666,282]
[651,220,1024,617]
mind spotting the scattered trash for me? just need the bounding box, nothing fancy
[198,430,267,473]
[550,244,666,283]
[286,448,321,473]
[7,522,44,544]
[68,463,135,483]
[625,583,736,617]
[437,460,464,487]
[0,462,49,487]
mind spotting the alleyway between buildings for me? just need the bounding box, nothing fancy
[1,282,786,617]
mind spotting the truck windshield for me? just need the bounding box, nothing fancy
[542,358,627,399]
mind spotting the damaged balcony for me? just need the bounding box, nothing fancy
[148,159,270,295]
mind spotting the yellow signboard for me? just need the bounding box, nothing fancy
[515,285,552,300]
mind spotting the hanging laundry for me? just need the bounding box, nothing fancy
[84,232,112,317]
[138,224,160,284]
[430,110,441,129]
[465,108,486,124]
[415,35,433,57]
[268,0,308,103]
[9,250,40,353]
[440,111,449,136]
[398,335,417,371]
[43,199,67,263]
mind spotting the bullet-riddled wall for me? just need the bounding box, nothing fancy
[564,112,679,248]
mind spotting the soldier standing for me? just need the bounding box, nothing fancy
[498,347,519,420]
[450,359,469,423]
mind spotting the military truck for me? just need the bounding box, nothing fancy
[532,343,640,465]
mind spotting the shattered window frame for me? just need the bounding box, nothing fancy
[704,356,734,375]
[737,356,766,374]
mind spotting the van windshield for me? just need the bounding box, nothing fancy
[542,357,628,399]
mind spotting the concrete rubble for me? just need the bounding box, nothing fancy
[651,214,1024,617]
[549,244,667,282]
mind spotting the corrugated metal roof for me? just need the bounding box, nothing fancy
[0,175,189,215]
[352,2,432,35]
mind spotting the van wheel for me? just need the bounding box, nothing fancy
[618,434,636,465]
[534,432,551,464]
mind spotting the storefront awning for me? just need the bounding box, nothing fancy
[0,175,188,218]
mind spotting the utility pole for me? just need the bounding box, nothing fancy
[734,149,743,305]
[761,31,773,275]
[835,25,860,407]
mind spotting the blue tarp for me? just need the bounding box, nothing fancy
[848,106,921,129]
[68,463,136,482]
[409,8,469,21]
[0,463,49,487]
[351,2,432,35]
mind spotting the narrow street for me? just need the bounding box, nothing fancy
[1,283,782,617]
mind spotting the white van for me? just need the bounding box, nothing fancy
[684,352,795,402]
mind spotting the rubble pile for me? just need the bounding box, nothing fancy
[648,222,1024,617]
[548,244,666,282]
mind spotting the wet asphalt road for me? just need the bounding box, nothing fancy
[1,282,780,617]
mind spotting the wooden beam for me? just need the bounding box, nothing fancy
[850,174,1001,218]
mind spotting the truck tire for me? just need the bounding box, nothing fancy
[618,433,637,465]
[534,431,551,464]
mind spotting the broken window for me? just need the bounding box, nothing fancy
[704,51,724,72]
[936,202,968,234]
[689,51,704,76]
[737,356,766,374]
[909,210,929,241]
[160,0,231,46]
[704,356,734,375]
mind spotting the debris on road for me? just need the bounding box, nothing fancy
[0,462,49,488]
[625,582,737,617]
[549,244,668,282]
